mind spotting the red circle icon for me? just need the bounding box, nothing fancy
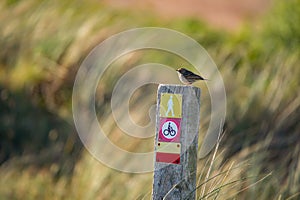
[159,118,181,142]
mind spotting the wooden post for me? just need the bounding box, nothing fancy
[152,84,201,200]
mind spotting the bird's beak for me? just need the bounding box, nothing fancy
[176,69,179,72]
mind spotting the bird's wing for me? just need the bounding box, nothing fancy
[185,70,205,80]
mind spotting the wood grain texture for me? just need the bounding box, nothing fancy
[152,84,201,200]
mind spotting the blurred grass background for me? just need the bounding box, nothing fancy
[0,0,299,199]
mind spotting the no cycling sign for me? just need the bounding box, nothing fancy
[158,118,181,142]
[156,93,182,164]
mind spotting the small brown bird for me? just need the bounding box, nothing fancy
[176,67,207,85]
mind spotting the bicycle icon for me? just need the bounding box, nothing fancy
[163,122,176,137]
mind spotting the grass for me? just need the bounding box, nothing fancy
[0,0,300,199]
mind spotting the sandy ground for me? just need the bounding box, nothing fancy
[102,0,272,30]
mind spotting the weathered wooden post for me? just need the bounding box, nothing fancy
[152,84,201,200]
